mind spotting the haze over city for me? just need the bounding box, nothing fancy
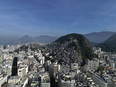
[0,0,116,36]
[1,1,116,87]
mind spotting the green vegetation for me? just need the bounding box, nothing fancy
[96,33,116,52]
[96,43,116,52]
[55,33,95,64]
[104,33,116,43]
[51,59,55,63]
[90,42,99,47]
[58,59,64,65]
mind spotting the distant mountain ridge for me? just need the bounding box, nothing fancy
[90,42,99,47]
[35,35,58,43]
[9,35,58,45]
[104,33,116,43]
[10,35,34,44]
[0,31,115,45]
[84,31,116,43]
[96,33,116,52]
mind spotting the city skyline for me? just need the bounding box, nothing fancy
[0,0,116,36]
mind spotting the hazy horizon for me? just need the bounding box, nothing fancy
[0,31,115,38]
[0,0,116,36]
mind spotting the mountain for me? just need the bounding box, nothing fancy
[96,33,116,52]
[84,31,116,43]
[9,35,58,45]
[104,33,116,43]
[55,33,95,64]
[10,35,34,44]
[35,35,58,43]
[0,31,115,45]
[90,42,99,47]
[19,35,34,43]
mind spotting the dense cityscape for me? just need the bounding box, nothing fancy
[1,0,116,87]
[0,35,116,87]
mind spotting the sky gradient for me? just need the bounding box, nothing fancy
[0,0,116,36]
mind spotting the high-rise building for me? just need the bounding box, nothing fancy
[18,64,28,78]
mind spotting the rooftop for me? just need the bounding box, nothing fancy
[9,76,20,80]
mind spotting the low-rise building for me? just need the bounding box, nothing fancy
[57,72,76,87]
[71,63,78,70]
[0,74,8,87]
[18,64,28,78]
[41,72,50,87]
[8,76,21,85]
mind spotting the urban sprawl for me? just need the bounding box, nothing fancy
[0,43,116,87]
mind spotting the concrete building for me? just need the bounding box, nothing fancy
[86,77,99,87]
[49,62,61,77]
[5,55,13,60]
[93,47,102,54]
[18,64,28,78]
[8,76,21,84]
[31,81,39,87]
[0,45,3,50]
[45,60,51,71]
[40,72,50,87]
[85,58,99,72]
[76,72,87,82]
[57,73,76,87]
[0,55,3,63]
[92,74,107,87]
[0,74,8,87]
[87,71,107,87]
[71,63,78,70]
[20,76,28,87]
[38,57,45,65]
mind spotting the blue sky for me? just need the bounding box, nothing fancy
[0,0,116,36]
